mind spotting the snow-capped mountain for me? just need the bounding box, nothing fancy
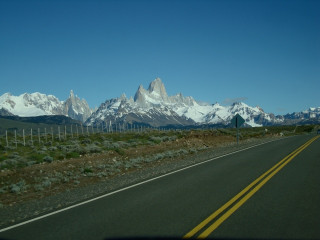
[86,78,283,127]
[0,90,93,122]
[63,90,93,122]
[2,78,318,127]
[279,107,320,125]
[283,107,320,120]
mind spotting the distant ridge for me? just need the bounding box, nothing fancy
[0,115,82,135]
[0,115,81,125]
[0,91,94,122]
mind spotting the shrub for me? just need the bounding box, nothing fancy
[34,184,44,192]
[4,146,16,151]
[114,148,125,155]
[82,167,92,174]
[43,156,53,163]
[42,179,51,188]
[0,152,8,161]
[10,184,21,193]
[0,186,8,194]
[66,151,80,158]
[81,138,92,144]
[27,160,37,166]
[189,148,198,154]
[37,150,46,155]
[110,142,120,149]
[85,144,101,153]
[130,157,143,164]
[9,152,20,159]
[149,136,162,144]
[57,154,65,160]
[168,135,178,141]
[10,180,27,194]
[40,147,47,151]
[178,149,188,155]
[44,141,53,146]
[1,159,17,168]
[48,146,58,151]
[28,153,46,162]
[154,153,165,160]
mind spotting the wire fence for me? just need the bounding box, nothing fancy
[0,122,172,149]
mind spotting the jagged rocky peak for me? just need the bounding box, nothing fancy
[231,102,243,106]
[134,84,147,105]
[256,106,264,112]
[120,93,127,100]
[147,78,169,99]
[134,78,170,106]
[69,89,75,98]
[64,90,93,122]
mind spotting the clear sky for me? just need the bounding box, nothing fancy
[0,0,319,115]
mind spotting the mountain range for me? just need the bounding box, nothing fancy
[0,90,93,122]
[85,78,319,128]
[1,78,319,127]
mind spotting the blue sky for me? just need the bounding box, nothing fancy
[0,0,319,115]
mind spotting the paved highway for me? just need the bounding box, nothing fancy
[1,134,319,239]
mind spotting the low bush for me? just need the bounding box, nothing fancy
[114,147,125,155]
[28,153,46,162]
[66,151,80,158]
[43,156,53,163]
[82,167,93,174]
[10,180,27,194]
[85,144,101,153]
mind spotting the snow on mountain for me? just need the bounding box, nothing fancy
[0,91,93,122]
[0,92,63,117]
[3,78,317,127]
[285,107,320,119]
[63,90,93,122]
[86,78,282,127]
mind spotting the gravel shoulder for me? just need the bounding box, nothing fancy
[0,136,282,229]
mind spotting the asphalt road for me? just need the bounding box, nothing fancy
[1,134,319,240]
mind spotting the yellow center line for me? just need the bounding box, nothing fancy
[184,135,319,239]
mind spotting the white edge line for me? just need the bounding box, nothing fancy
[0,137,284,233]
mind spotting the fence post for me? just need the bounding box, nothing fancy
[71,125,73,138]
[76,124,79,137]
[23,129,25,146]
[45,128,47,143]
[58,126,61,141]
[15,130,17,148]
[64,125,67,140]
[31,128,33,146]
[51,127,54,143]
[38,128,41,144]
[6,130,8,147]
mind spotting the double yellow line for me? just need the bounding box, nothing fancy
[184,135,320,239]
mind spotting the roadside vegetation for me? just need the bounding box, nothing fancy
[0,124,318,207]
